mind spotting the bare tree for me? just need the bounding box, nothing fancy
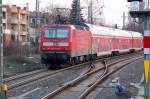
[40,2,71,24]
[82,0,105,25]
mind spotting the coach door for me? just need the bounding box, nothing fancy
[92,37,98,54]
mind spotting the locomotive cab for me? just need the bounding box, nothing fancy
[40,25,71,68]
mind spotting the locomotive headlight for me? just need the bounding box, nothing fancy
[43,42,53,46]
[56,42,69,46]
[43,42,69,46]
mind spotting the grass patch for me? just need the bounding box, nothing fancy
[4,54,45,77]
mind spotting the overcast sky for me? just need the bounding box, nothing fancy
[3,0,129,27]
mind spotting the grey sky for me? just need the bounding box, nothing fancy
[3,0,129,26]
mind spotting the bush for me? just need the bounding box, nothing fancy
[4,42,28,56]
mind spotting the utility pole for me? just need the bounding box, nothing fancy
[0,1,7,98]
[0,0,4,96]
[26,3,31,57]
[0,0,3,92]
[87,0,104,25]
[35,0,39,49]
[35,0,39,27]
[90,0,93,24]
[0,0,3,86]
[122,12,125,29]
[88,6,90,23]
[87,0,93,24]
[77,0,80,23]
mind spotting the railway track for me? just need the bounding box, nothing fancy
[6,52,142,91]
[41,53,143,99]
[78,56,143,99]
[6,62,90,90]
[4,69,47,82]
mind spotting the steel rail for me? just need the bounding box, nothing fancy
[5,52,141,84]
[7,61,91,90]
[4,69,47,82]
[41,54,142,99]
[7,52,142,90]
[77,56,143,99]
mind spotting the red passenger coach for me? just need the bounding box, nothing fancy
[131,32,143,50]
[85,24,142,56]
[40,23,143,69]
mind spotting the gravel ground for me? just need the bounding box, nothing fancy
[7,53,144,99]
[7,63,93,99]
[86,58,144,99]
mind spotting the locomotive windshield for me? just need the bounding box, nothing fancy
[44,29,69,38]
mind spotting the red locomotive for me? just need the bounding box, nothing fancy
[40,23,143,69]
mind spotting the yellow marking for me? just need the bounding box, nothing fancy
[144,60,150,83]
[142,97,144,99]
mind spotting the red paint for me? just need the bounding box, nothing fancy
[144,36,150,48]
[71,29,91,53]
[40,25,72,51]
[40,24,143,57]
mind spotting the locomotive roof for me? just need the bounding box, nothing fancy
[41,24,90,31]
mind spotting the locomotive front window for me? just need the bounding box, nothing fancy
[44,29,56,38]
[57,29,68,38]
[44,29,68,38]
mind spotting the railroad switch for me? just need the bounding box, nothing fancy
[90,63,95,69]
[88,63,95,71]
[84,63,95,74]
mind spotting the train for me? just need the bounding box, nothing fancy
[40,23,143,69]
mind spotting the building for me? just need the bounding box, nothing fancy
[2,5,11,46]
[29,10,69,44]
[29,12,50,43]
[2,5,28,46]
[29,11,52,27]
